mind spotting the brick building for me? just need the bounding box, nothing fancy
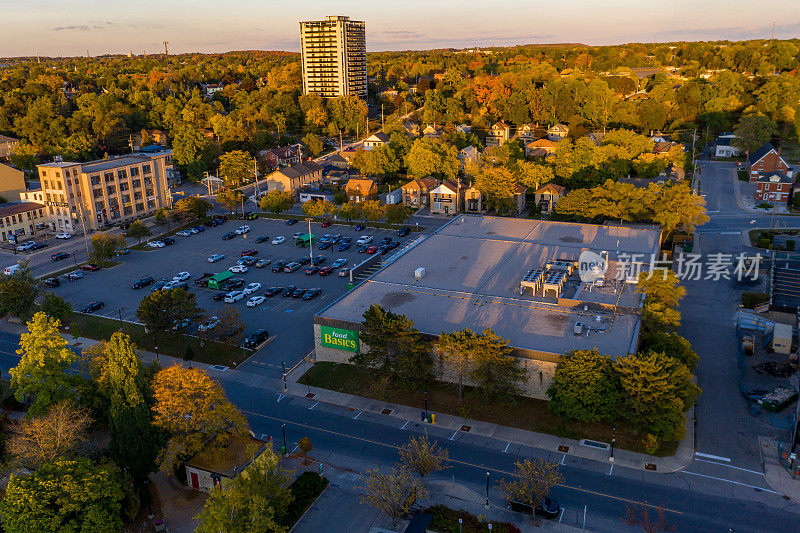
[748,143,790,180]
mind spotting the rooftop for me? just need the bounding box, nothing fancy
[39,151,172,173]
[317,216,661,358]
[0,201,44,217]
[186,436,266,478]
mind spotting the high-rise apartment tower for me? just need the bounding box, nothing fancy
[300,15,367,99]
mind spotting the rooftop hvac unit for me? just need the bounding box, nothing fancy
[415,267,426,280]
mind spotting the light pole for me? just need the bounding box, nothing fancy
[485,471,490,508]
[305,217,313,261]
[424,389,429,422]
[610,424,616,462]
[282,423,287,456]
[117,307,124,331]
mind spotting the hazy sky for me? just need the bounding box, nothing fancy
[2,0,798,57]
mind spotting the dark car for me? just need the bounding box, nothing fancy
[81,263,101,271]
[29,242,48,250]
[171,318,193,332]
[132,276,155,289]
[221,232,236,240]
[292,287,307,298]
[330,234,343,243]
[240,329,270,349]
[255,235,270,244]
[204,219,216,227]
[218,323,244,340]
[223,278,245,290]
[194,273,214,287]
[297,256,312,265]
[311,256,326,266]
[509,498,561,520]
[162,237,176,246]
[282,285,297,297]
[302,288,322,300]
[304,265,320,275]
[337,240,352,251]
[82,301,104,313]
[272,260,290,273]
[43,277,60,287]
[213,292,227,301]
[397,226,411,237]
[318,241,333,250]
[377,244,388,253]
[51,252,70,262]
[212,215,227,223]
[320,220,332,228]
[238,256,257,266]
[151,279,169,292]
[264,286,283,297]
[193,225,206,233]
[358,244,369,253]
[318,266,334,276]
[379,237,391,245]
[286,218,299,225]
[284,262,302,273]
[387,241,400,250]
[355,223,365,231]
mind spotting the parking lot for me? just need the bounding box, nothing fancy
[47,216,415,376]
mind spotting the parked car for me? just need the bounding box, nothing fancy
[194,273,214,287]
[573,322,583,336]
[386,241,400,251]
[318,241,333,250]
[198,316,220,332]
[55,232,73,239]
[297,256,312,266]
[246,295,267,307]
[357,244,369,253]
[171,318,192,332]
[286,218,299,225]
[240,329,269,348]
[272,236,286,245]
[318,266,334,276]
[255,235,270,243]
[147,240,165,248]
[223,278,245,290]
[208,254,225,263]
[224,290,245,303]
[192,225,206,233]
[82,301,104,313]
[15,241,36,252]
[217,323,244,340]
[397,226,411,237]
[235,225,251,235]
[43,277,60,287]
[366,245,379,254]
[176,230,193,237]
[67,271,84,281]
[255,259,272,268]
[236,257,257,266]
[302,288,322,300]
[357,235,373,245]
[114,247,131,256]
[81,263,101,271]
[291,287,307,298]
[212,215,227,223]
[354,223,365,231]
[150,279,169,292]
[292,232,303,240]
[321,220,332,228]
[243,282,262,295]
[241,249,258,256]
[221,232,236,240]
[509,497,561,520]
[51,252,70,262]
[338,268,349,277]
[213,292,227,301]
[284,262,302,273]
[311,256,326,266]
[337,240,352,251]
[282,285,297,297]
[332,258,347,268]
[229,264,248,273]
[132,276,155,289]
[264,286,283,297]
[29,242,47,250]
[305,265,320,275]
[172,271,191,282]
[162,237,176,246]
[163,280,188,290]
[272,260,290,272]
[379,237,392,245]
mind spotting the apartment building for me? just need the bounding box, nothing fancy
[300,15,367,98]
[0,202,47,242]
[32,152,173,233]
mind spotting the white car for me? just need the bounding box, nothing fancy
[207,254,225,263]
[173,271,191,282]
[224,290,245,303]
[292,232,302,239]
[198,316,220,332]
[15,242,36,252]
[272,236,285,245]
[176,230,192,237]
[55,232,72,239]
[229,264,248,273]
[188,227,200,234]
[338,268,349,277]
[243,282,261,295]
[235,225,251,235]
[356,235,373,245]
[147,240,165,248]
[246,295,266,307]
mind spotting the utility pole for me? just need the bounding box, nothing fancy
[253,159,261,202]
[163,41,169,56]
[381,103,384,128]
[769,21,776,44]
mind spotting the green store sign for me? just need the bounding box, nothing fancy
[320,326,359,352]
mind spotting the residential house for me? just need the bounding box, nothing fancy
[547,123,569,141]
[755,172,792,202]
[403,123,420,137]
[0,163,26,201]
[748,142,790,180]
[265,161,323,193]
[185,436,268,493]
[130,129,167,152]
[457,146,479,171]
[654,141,682,155]
[516,123,541,144]
[532,183,566,214]
[379,89,399,99]
[345,178,378,203]
[0,135,18,160]
[325,153,349,171]
[259,144,302,170]
[422,125,444,138]
[0,202,47,243]
[455,124,472,134]
[714,133,739,157]
[463,184,483,213]
[586,132,606,145]
[512,184,528,215]
[202,83,224,99]
[298,187,335,203]
[429,181,461,215]
[525,138,557,159]
[363,131,390,149]
[381,188,403,205]
[401,177,439,208]
[485,121,511,146]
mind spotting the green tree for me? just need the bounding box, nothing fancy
[547,349,621,422]
[10,312,79,417]
[302,132,323,158]
[475,165,519,215]
[337,202,361,221]
[384,204,412,225]
[173,197,212,220]
[640,331,699,373]
[327,95,368,136]
[217,187,244,215]
[733,114,778,154]
[136,288,203,333]
[125,219,151,244]
[650,182,709,238]
[219,150,253,187]
[469,328,527,404]
[39,293,72,323]
[636,270,685,331]
[398,435,448,488]
[498,458,563,513]
[90,232,125,265]
[404,138,458,180]
[437,328,479,401]
[360,466,424,528]
[259,190,294,214]
[361,200,385,222]
[302,199,335,218]
[0,458,125,533]
[173,124,211,180]
[0,264,38,320]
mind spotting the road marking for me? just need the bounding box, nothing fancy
[308,402,318,410]
[560,455,565,465]
[681,471,779,494]
[558,508,564,523]
[276,394,284,403]
[400,420,409,430]
[353,411,362,420]
[694,451,731,462]
[503,442,510,453]
[239,409,684,515]
[607,463,614,476]
[693,458,765,476]
[449,431,458,441]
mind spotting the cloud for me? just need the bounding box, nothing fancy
[52,21,115,32]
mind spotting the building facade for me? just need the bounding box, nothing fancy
[429,181,461,215]
[755,172,792,202]
[345,178,378,203]
[0,163,26,201]
[748,143,790,180]
[33,152,173,233]
[401,177,438,208]
[300,15,367,99]
[265,161,323,193]
[0,202,47,242]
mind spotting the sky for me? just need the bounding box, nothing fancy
[1,0,799,58]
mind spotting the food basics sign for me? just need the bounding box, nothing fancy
[320,326,359,352]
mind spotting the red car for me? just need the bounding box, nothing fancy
[366,245,379,254]
[240,249,259,257]
[321,221,332,228]
[318,266,335,276]
[80,263,100,272]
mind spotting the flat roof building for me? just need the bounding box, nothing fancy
[300,15,367,99]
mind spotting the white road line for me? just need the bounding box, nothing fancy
[560,455,566,465]
[694,451,731,462]
[558,508,565,523]
[693,458,765,476]
[308,402,318,410]
[449,431,458,441]
[607,463,614,476]
[681,471,779,494]
[503,442,510,453]
[400,420,409,430]
[276,394,284,402]
[353,411,362,420]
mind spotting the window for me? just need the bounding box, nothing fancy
[122,194,131,204]
[46,193,51,201]
[107,186,116,195]
[104,172,114,182]
[145,189,154,198]
[132,179,141,188]
[142,164,151,174]
[56,171,61,178]
[135,203,144,212]
[134,192,143,201]
[119,182,129,192]
[90,175,101,186]
[117,169,127,180]
[93,189,103,198]
[130,167,140,177]
[57,181,63,190]
[95,202,105,211]
[123,206,133,215]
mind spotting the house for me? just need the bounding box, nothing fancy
[455,124,472,134]
[586,132,606,145]
[0,163,27,201]
[715,139,739,158]
[525,138,557,158]
[0,201,47,243]
[345,178,378,203]
[463,184,483,213]
[748,142,790,180]
[485,121,511,146]
[401,177,439,208]
[185,436,268,493]
[0,134,19,160]
[429,181,461,215]
[403,123,420,137]
[457,146,479,171]
[422,125,443,138]
[325,153,349,171]
[547,123,569,140]
[363,131,390,150]
[654,141,682,155]
[260,145,302,170]
[755,172,792,202]
[532,183,566,214]
[379,89,399,99]
[298,187,335,203]
[382,188,403,205]
[516,123,541,143]
[202,83,224,99]
[130,129,168,152]
[265,161,322,193]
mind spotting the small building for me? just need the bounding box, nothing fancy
[382,188,403,205]
[422,125,444,138]
[325,153,349,171]
[547,123,569,140]
[401,177,439,208]
[260,145,302,170]
[429,181,461,215]
[0,202,48,243]
[295,233,317,248]
[0,163,27,201]
[266,161,323,193]
[202,83,225,99]
[463,184,483,213]
[714,133,740,158]
[403,123,420,137]
[455,124,472,134]
[345,179,378,203]
[130,130,168,152]
[185,436,267,492]
[748,143,790,180]
[0,134,19,160]
[512,184,527,215]
[755,172,792,202]
[516,123,541,143]
[525,138,557,158]
[457,146,479,171]
[363,132,390,150]
[485,121,511,146]
[207,271,234,289]
[533,183,566,214]
[298,187,335,203]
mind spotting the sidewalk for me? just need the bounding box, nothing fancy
[760,436,800,503]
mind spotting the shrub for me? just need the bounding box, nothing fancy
[425,505,521,533]
[758,238,771,249]
[643,434,659,455]
[282,471,329,527]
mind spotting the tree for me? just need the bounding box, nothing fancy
[384,204,412,225]
[125,219,151,244]
[298,436,313,464]
[217,187,244,216]
[624,504,675,532]
[437,329,479,401]
[547,349,621,422]
[152,366,249,471]
[8,401,92,467]
[219,150,253,187]
[733,114,778,154]
[260,190,294,214]
[640,331,699,373]
[109,402,164,483]
[636,270,685,331]
[327,95,368,136]
[213,307,246,343]
[137,288,203,333]
[397,435,448,488]
[172,124,211,179]
[302,199,335,218]
[359,466,424,527]
[649,182,709,238]
[475,165,519,215]
[195,445,293,533]
[92,332,144,413]
[10,312,79,417]
[0,264,38,320]
[405,138,459,180]
[39,293,71,323]
[90,232,125,265]
[499,458,563,517]
[337,202,361,221]
[469,328,527,404]
[302,132,323,158]
[361,200,385,222]
[174,197,212,220]
[0,458,125,533]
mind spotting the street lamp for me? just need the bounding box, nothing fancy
[117,307,124,331]
[485,471,490,508]
[305,217,313,261]
[424,389,429,422]
[282,423,287,456]
[611,424,616,462]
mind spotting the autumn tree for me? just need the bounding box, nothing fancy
[398,435,449,488]
[499,458,563,515]
[174,196,212,220]
[469,328,527,404]
[384,204,413,225]
[90,232,125,265]
[0,264,37,320]
[636,270,685,331]
[337,202,362,221]
[298,436,313,464]
[547,349,621,422]
[360,466,424,527]
[475,165,520,215]
[137,288,203,333]
[10,312,79,416]
[327,94,368,136]
[125,219,151,243]
[152,366,249,472]
[217,187,244,216]
[39,293,72,323]
[172,124,211,179]
[219,149,253,187]
[624,504,675,532]
[302,199,335,218]
[437,328,479,401]
[260,189,294,214]
[302,132,323,158]
[8,401,93,467]
[361,200,385,222]
[405,138,459,180]
[733,114,778,154]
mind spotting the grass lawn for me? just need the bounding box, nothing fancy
[65,313,250,367]
[299,362,679,456]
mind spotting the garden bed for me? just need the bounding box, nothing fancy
[425,505,521,533]
[281,471,329,528]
